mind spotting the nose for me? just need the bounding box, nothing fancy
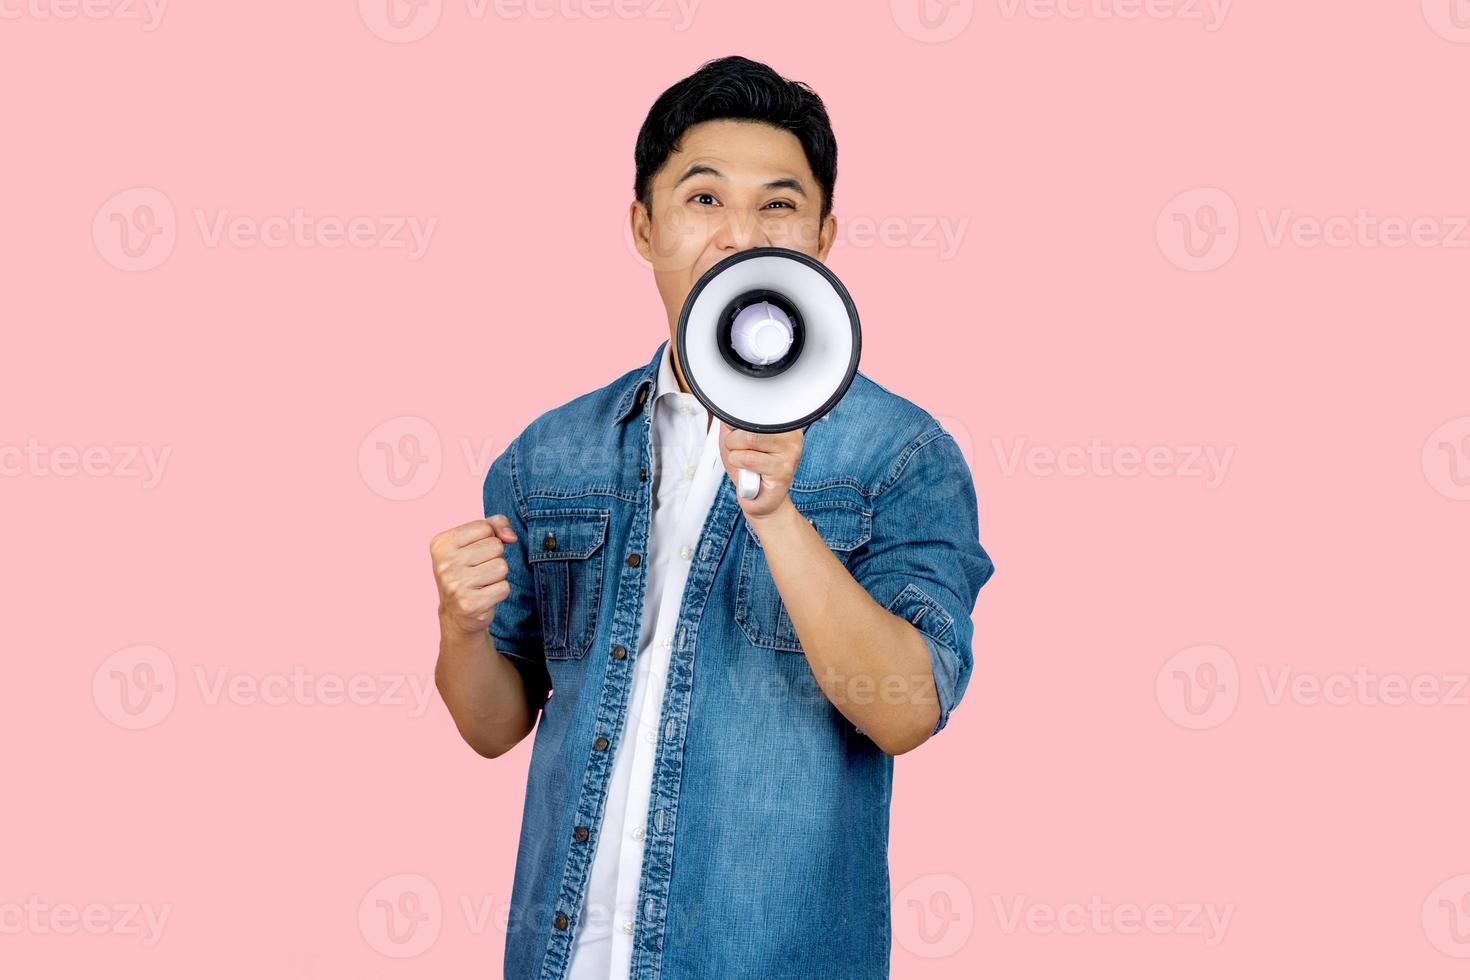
[713,208,769,253]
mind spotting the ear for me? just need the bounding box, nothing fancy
[629,199,653,263]
[816,212,838,263]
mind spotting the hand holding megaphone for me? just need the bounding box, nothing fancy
[716,420,804,517]
[675,246,861,502]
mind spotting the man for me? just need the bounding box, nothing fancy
[430,55,995,980]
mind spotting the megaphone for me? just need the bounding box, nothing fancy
[675,246,861,501]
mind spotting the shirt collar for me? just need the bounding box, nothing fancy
[654,335,684,404]
[611,339,670,426]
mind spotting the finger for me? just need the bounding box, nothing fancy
[721,426,762,451]
[729,430,794,453]
[451,518,500,549]
[726,449,785,472]
[462,537,506,566]
[720,421,759,451]
[473,579,511,604]
[462,558,510,588]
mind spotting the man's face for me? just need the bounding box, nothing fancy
[630,118,837,340]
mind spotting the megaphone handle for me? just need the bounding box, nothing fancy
[736,467,761,500]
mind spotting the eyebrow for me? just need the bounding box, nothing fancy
[674,164,808,199]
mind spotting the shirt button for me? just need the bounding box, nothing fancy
[626,553,641,567]
[573,826,589,842]
[611,645,626,660]
[593,736,609,751]
[632,826,645,841]
[644,728,656,745]
[639,467,647,482]
[661,637,672,649]
[679,545,692,560]
[621,920,634,935]
[542,533,557,552]
[554,912,569,930]
[684,465,695,478]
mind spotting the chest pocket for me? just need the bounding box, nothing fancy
[735,499,873,653]
[526,509,609,660]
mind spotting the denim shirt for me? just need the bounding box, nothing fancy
[484,339,996,980]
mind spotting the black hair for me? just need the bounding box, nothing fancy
[633,55,837,225]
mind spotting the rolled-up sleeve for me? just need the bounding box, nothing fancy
[482,435,551,715]
[848,427,996,737]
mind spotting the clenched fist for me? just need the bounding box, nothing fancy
[430,515,519,637]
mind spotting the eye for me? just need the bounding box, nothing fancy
[690,193,719,206]
[764,201,795,210]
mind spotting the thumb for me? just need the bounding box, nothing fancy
[488,514,518,541]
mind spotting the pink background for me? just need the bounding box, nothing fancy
[4,1,1470,976]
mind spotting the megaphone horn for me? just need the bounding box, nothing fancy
[675,246,862,501]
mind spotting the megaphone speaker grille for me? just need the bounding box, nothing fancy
[717,289,805,379]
